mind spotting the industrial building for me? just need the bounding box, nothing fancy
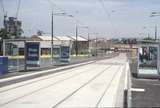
[30,35,89,55]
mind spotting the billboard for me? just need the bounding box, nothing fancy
[139,46,158,68]
[25,42,40,67]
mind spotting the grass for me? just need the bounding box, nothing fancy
[7,54,90,60]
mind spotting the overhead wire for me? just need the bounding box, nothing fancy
[47,0,87,26]
[98,0,119,37]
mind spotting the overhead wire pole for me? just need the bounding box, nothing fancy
[150,12,160,40]
[48,0,75,64]
[155,25,157,40]
[48,0,90,58]
[75,25,78,56]
[51,11,54,64]
[88,30,90,56]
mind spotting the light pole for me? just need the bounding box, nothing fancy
[150,12,160,40]
[75,26,78,56]
[75,26,89,56]
[155,25,157,40]
[51,12,73,64]
[143,26,158,40]
[51,11,53,64]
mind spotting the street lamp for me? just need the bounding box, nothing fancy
[75,26,89,56]
[150,12,160,40]
[150,12,160,17]
[51,12,73,64]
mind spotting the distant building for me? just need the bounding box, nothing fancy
[68,36,89,54]
[4,17,22,38]
[30,35,88,55]
[89,38,112,56]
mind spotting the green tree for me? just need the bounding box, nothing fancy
[143,37,154,40]
[0,28,10,55]
[0,28,10,39]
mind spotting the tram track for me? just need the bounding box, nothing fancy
[52,65,113,108]
[0,63,95,93]
[0,63,111,107]
[95,65,122,107]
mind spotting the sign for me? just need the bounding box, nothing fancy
[25,42,40,67]
[139,46,158,68]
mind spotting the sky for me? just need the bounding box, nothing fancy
[0,0,160,39]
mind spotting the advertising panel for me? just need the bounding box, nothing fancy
[139,46,157,68]
[25,42,40,67]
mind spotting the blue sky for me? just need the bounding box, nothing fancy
[0,0,160,39]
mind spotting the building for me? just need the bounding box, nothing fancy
[30,35,88,55]
[4,17,22,38]
[89,38,112,56]
[68,36,89,54]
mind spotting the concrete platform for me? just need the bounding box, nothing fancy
[0,53,130,108]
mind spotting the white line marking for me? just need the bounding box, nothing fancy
[131,88,145,92]
[153,84,160,86]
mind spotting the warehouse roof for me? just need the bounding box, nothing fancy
[55,36,74,41]
[31,35,87,41]
[31,35,59,41]
[68,36,87,41]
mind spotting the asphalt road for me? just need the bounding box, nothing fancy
[131,78,160,107]
[129,57,160,107]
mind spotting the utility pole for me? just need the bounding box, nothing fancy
[51,11,54,64]
[155,25,157,40]
[75,26,78,56]
[88,32,90,56]
[96,37,98,56]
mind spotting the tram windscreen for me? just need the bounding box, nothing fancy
[139,46,157,68]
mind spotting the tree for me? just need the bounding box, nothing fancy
[0,28,10,55]
[37,30,43,36]
[0,28,10,40]
[143,37,154,41]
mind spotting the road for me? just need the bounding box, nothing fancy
[131,76,160,107]
[0,53,128,108]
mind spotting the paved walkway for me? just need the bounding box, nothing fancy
[0,54,128,108]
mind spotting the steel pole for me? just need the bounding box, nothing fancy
[75,26,78,56]
[51,11,54,64]
[155,25,157,40]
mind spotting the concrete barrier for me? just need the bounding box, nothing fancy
[115,62,131,108]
